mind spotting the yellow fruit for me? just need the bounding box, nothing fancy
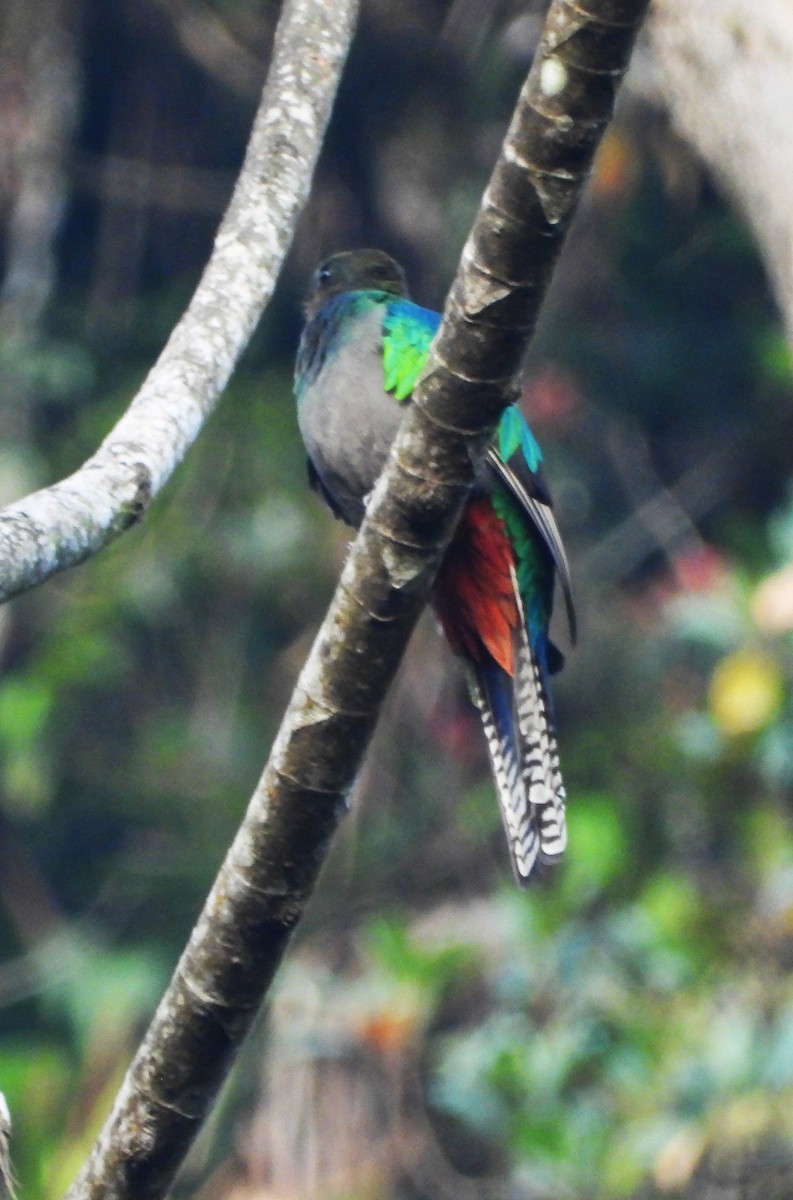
[709,650,783,736]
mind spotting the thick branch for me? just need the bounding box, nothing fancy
[649,0,793,344]
[64,3,648,1199]
[0,0,358,604]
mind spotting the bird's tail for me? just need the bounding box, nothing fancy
[514,623,567,863]
[467,630,566,886]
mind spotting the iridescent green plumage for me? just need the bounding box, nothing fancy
[382,299,438,402]
[380,305,555,643]
[295,249,574,884]
[497,404,542,474]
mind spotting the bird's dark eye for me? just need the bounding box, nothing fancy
[317,266,333,284]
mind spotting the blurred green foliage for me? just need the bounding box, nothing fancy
[1,2,793,1198]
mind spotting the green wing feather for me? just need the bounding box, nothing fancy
[491,485,554,641]
[380,297,574,643]
[382,299,440,402]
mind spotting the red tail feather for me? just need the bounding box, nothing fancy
[433,495,519,676]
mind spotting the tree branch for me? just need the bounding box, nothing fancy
[0,0,358,604]
[649,0,793,345]
[63,2,648,1198]
[0,1092,11,1200]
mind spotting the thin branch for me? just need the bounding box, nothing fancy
[0,1092,12,1200]
[71,155,233,216]
[0,0,359,604]
[0,0,79,339]
[582,439,737,581]
[0,0,79,451]
[150,0,269,101]
[64,3,649,1198]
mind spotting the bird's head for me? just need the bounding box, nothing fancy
[303,249,409,317]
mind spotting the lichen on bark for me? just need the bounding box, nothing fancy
[0,0,359,607]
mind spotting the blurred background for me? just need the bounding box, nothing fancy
[2,1,793,1197]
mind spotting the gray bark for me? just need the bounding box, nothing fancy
[0,1092,11,1200]
[649,0,793,343]
[0,0,358,604]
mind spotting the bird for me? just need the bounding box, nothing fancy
[294,249,575,885]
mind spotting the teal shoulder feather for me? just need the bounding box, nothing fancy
[382,299,440,402]
[496,404,543,473]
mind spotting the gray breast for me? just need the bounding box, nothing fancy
[298,306,406,527]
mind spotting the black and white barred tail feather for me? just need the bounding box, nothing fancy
[467,630,566,886]
[466,661,535,886]
[513,622,567,862]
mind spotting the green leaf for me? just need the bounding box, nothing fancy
[560,792,629,904]
[0,677,52,746]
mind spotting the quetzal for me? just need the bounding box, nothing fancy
[294,249,575,885]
